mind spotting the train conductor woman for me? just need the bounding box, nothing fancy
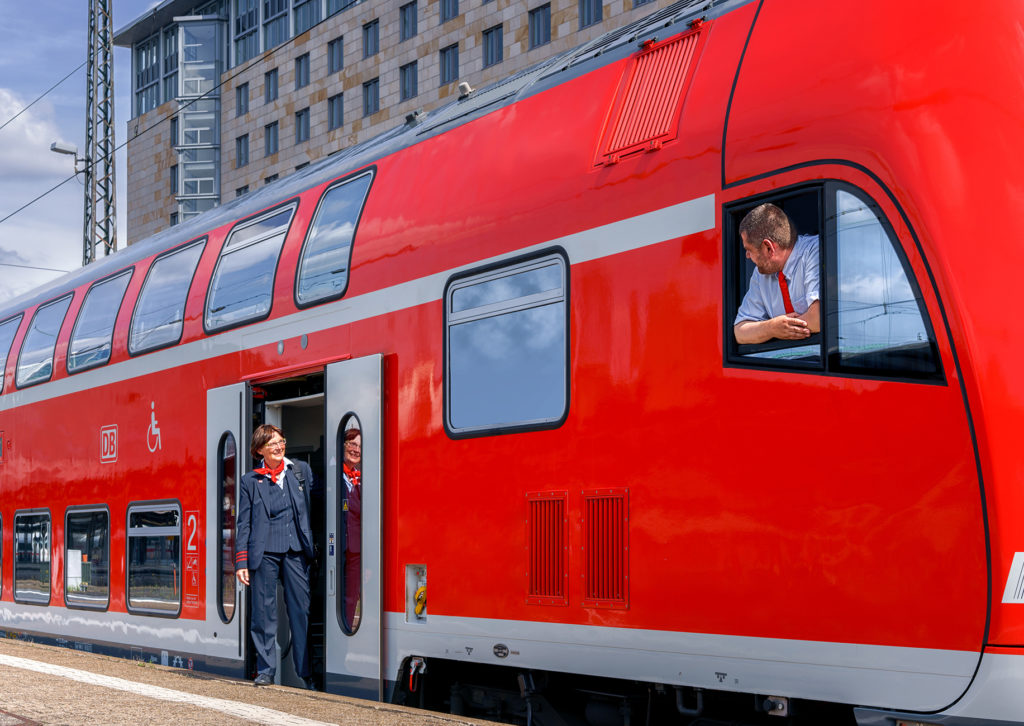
[235,424,317,689]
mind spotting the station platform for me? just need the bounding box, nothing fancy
[0,638,485,726]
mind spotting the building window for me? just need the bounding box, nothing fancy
[234,0,259,65]
[129,239,206,354]
[14,511,51,604]
[328,93,344,130]
[170,164,179,195]
[362,78,379,116]
[265,68,279,103]
[265,174,278,184]
[440,43,459,84]
[235,82,249,116]
[400,1,417,41]
[529,4,551,48]
[236,134,249,168]
[134,35,160,115]
[236,185,249,197]
[440,0,458,23]
[362,20,379,58]
[633,0,654,6]
[67,270,133,374]
[16,294,73,388]
[170,212,179,226]
[170,116,179,146]
[126,504,181,615]
[328,36,344,73]
[483,24,503,67]
[327,0,358,14]
[295,107,310,143]
[579,0,602,28]
[206,203,296,331]
[162,25,179,102]
[65,509,110,609]
[445,251,569,435]
[265,121,279,156]
[294,0,321,34]
[400,61,418,101]
[296,171,374,305]
[264,0,289,49]
[295,53,310,89]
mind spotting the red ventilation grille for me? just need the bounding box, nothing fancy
[527,491,568,605]
[598,28,705,164]
[583,489,629,607]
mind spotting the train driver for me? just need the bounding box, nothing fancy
[235,424,317,690]
[733,203,820,344]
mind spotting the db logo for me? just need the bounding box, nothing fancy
[100,425,118,463]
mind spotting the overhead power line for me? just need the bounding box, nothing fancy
[0,261,73,273]
[0,62,87,133]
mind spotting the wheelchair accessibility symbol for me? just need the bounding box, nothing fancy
[147,402,162,453]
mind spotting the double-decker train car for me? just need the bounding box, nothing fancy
[1,0,1023,723]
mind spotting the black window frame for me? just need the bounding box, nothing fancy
[440,43,459,85]
[265,120,279,156]
[13,508,51,605]
[236,81,249,116]
[236,134,249,168]
[217,431,238,624]
[128,237,207,357]
[723,180,944,384]
[64,505,111,611]
[204,198,298,334]
[0,314,25,396]
[125,500,183,618]
[294,168,375,309]
[66,267,135,375]
[335,412,363,636]
[443,247,571,439]
[16,292,74,389]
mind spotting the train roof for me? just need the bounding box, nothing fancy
[2,0,749,320]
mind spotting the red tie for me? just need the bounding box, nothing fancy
[777,271,794,314]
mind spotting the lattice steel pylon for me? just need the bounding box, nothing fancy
[83,0,117,265]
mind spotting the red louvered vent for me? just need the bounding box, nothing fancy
[597,28,705,165]
[527,491,568,605]
[583,489,629,608]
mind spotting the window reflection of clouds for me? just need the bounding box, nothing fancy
[131,241,204,352]
[450,305,565,430]
[18,295,72,386]
[297,173,372,305]
[208,235,282,327]
[836,191,929,354]
[69,271,132,372]
[0,316,21,391]
[452,264,561,313]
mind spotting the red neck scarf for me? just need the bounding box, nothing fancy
[343,463,361,488]
[255,459,285,480]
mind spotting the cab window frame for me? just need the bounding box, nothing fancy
[723,180,944,383]
[0,314,24,395]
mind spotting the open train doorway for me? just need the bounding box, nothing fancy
[250,372,327,689]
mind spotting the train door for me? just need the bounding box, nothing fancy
[206,383,248,675]
[323,355,383,699]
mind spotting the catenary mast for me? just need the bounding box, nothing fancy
[83,0,117,265]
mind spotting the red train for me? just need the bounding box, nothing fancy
[1,0,1022,723]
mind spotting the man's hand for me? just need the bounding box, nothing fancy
[734,301,820,344]
[236,568,250,586]
[768,312,812,339]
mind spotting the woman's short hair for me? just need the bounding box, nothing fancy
[250,424,284,458]
[344,427,361,443]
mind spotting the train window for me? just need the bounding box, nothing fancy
[218,432,237,623]
[67,269,133,374]
[444,250,569,436]
[829,189,939,376]
[65,508,109,610]
[295,171,374,307]
[129,239,206,355]
[205,202,297,332]
[16,294,73,388]
[0,314,23,395]
[337,415,362,635]
[14,510,50,605]
[126,503,181,616]
[725,183,941,381]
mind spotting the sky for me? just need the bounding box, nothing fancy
[0,0,159,305]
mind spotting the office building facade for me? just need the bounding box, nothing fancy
[115,0,679,242]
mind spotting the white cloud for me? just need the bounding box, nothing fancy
[0,88,77,180]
